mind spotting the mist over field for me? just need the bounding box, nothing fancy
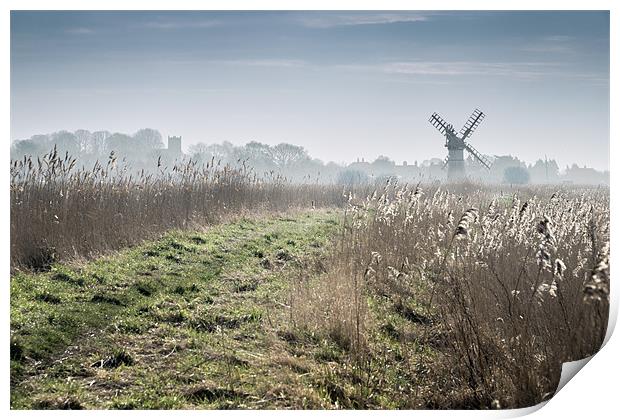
[9,129,610,185]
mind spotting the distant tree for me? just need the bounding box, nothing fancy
[563,164,609,185]
[289,157,326,183]
[91,131,111,156]
[187,142,211,161]
[133,128,164,150]
[105,133,134,156]
[372,155,395,166]
[207,142,235,163]
[51,131,80,156]
[231,142,273,171]
[372,155,396,174]
[336,169,369,186]
[490,155,526,183]
[11,134,53,158]
[11,139,43,158]
[504,166,530,185]
[270,143,309,168]
[529,158,559,183]
[74,129,93,153]
[244,141,272,160]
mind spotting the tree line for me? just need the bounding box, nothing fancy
[10,128,609,185]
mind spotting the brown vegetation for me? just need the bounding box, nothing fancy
[291,181,609,408]
[10,148,347,270]
[10,149,610,409]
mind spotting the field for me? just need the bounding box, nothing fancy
[10,152,610,409]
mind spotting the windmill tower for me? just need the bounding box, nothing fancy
[429,109,492,181]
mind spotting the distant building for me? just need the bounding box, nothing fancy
[346,158,440,182]
[159,135,184,163]
[167,136,182,157]
[562,164,609,185]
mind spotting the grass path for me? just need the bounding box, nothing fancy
[11,208,440,409]
[11,210,346,409]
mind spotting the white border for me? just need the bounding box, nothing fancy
[2,1,616,419]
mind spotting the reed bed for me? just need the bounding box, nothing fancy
[11,148,610,408]
[10,148,347,270]
[293,181,609,408]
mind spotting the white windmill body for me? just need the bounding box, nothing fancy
[429,109,492,181]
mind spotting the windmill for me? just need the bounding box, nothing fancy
[429,109,492,181]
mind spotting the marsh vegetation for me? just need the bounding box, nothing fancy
[10,153,609,409]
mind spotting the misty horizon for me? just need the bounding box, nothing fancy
[11,11,610,170]
[9,127,611,173]
[10,127,609,187]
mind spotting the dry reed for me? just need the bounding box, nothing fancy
[293,180,609,408]
[10,148,347,270]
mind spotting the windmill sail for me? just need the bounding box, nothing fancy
[428,108,491,179]
[459,109,485,139]
[429,112,450,135]
[464,141,492,170]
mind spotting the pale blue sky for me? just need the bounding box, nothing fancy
[11,11,610,169]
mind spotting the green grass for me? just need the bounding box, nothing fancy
[11,209,442,409]
[11,210,343,409]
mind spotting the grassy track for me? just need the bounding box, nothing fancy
[11,209,439,409]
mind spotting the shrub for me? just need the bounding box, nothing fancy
[503,166,530,184]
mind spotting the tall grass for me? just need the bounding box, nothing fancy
[10,148,347,270]
[11,148,610,408]
[293,181,609,408]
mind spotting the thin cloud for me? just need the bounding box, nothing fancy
[141,20,220,30]
[300,13,430,28]
[209,59,307,68]
[65,27,95,35]
[542,35,575,42]
[521,45,574,54]
[521,35,576,54]
[335,61,554,79]
[382,61,559,79]
[334,60,604,82]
